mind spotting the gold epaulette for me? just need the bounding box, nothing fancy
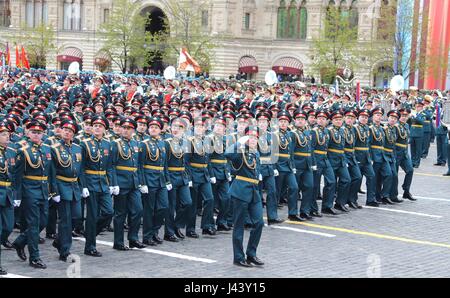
[42,143,51,147]
[7,146,17,152]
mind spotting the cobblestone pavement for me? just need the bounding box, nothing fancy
[2,144,450,278]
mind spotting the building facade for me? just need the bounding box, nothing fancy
[0,0,408,87]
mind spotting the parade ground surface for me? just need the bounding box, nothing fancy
[1,144,450,278]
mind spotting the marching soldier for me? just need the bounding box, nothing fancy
[354,109,377,206]
[139,117,170,246]
[384,110,400,203]
[0,121,16,275]
[410,100,425,168]
[434,101,448,166]
[79,115,114,257]
[393,108,416,201]
[275,111,301,221]
[72,113,94,237]
[342,109,362,209]
[256,111,283,224]
[327,110,351,212]
[110,118,146,250]
[186,117,216,237]
[12,120,52,269]
[225,126,264,267]
[370,107,393,204]
[49,120,83,262]
[44,117,62,240]
[311,110,337,216]
[421,95,434,158]
[164,118,192,242]
[208,116,233,230]
[292,109,314,220]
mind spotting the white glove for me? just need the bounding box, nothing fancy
[139,185,149,194]
[52,195,61,203]
[113,186,120,195]
[109,186,115,195]
[258,174,263,181]
[188,181,193,187]
[227,173,232,182]
[166,183,173,191]
[13,200,21,207]
[82,188,90,198]
[311,165,318,171]
[293,168,297,174]
[273,169,279,177]
[210,177,217,184]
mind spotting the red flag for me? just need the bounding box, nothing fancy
[15,44,21,68]
[5,42,10,66]
[21,46,30,69]
[178,48,201,74]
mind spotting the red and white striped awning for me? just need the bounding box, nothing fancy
[57,47,83,64]
[94,51,111,66]
[238,55,258,74]
[272,57,303,75]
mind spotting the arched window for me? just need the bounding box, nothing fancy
[349,0,358,29]
[25,0,48,27]
[277,0,287,38]
[287,1,297,38]
[63,0,83,30]
[325,0,336,39]
[0,0,10,27]
[277,0,307,39]
[298,3,307,39]
[377,0,396,40]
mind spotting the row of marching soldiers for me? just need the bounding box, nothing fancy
[0,99,419,273]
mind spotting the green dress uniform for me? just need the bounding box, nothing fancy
[258,131,280,221]
[327,124,351,209]
[207,133,232,228]
[186,135,215,235]
[44,135,61,238]
[343,124,362,207]
[164,137,192,239]
[225,141,264,265]
[421,106,433,158]
[0,144,16,273]
[393,122,414,198]
[383,123,398,201]
[139,136,169,244]
[79,136,114,255]
[311,126,336,212]
[291,126,314,216]
[12,141,53,264]
[49,139,83,258]
[110,136,143,248]
[435,108,448,165]
[370,123,392,201]
[73,131,92,234]
[410,110,425,167]
[354,123,376,204]
[274,128,299,216]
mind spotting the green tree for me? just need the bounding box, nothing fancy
[156,0,218,73]
[9,23,57,69]
[311,5,359,84]
[99,0,154,73]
